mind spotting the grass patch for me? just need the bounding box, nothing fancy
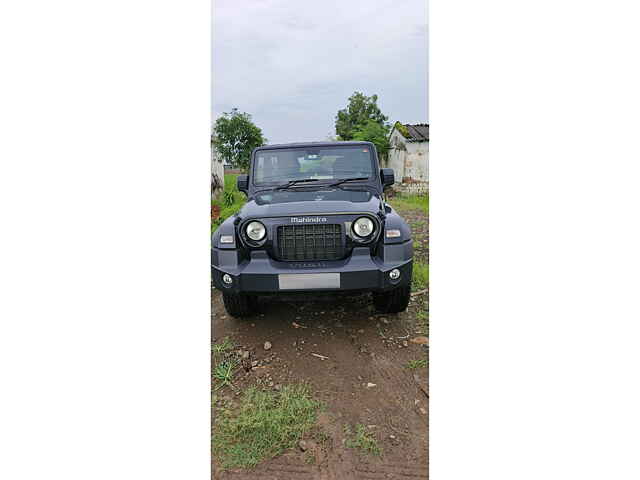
[223,173,239,191]
[213,384,321,470]
[389,192,429,214]
[212,174,246,233]
[415,308,429,335]
[344,424,381,456]
[406,359,428,369]
[412,261,429,291]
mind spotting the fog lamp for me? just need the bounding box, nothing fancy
[389,269,401,280]
[222,274,233,285]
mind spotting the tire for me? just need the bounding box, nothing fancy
[373,284,411,314]
[222,293,259,318]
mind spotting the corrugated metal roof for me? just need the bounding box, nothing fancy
[402,123,429,142]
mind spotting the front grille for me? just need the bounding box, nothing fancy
[277,224,344,261]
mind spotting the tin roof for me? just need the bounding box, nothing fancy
[394,123,429,142]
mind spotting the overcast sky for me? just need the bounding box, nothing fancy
[212,0,428,144]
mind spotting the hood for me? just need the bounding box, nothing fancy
[238,188,383,220]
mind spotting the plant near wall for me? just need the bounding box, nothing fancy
[352,119,391,159]
[335,92,388,141]
[223,190,235,207]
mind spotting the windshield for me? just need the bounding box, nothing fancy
[252,146,374,186]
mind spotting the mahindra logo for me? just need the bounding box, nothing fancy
[291,217,327,223]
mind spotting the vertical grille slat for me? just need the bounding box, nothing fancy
[277,223,343,261]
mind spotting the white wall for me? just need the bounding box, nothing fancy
[387,128,429,183]
[405,141,429,182]
[388,129,407,181]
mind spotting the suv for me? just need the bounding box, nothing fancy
[212,141,413,317]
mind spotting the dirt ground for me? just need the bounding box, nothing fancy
[212,202,428,480]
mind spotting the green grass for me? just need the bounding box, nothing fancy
[213,359,238,391]
[212,337,235,356]
[223,173,239,191]
[213,384,321,470]
[415,309,429,335]
[389,192,429,214]
[406,359,428,369]
[212,174,246,233]
[412,261,429,291]
[344,424,381,456]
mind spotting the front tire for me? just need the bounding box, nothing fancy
[373,284,411,314]
[222,293,259,318]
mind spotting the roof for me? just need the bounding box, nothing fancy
[393,123,429,142]
[255,141,374,151]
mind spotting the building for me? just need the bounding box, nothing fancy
[387,122,429,192]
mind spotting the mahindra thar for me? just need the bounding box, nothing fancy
[212,141,413,318]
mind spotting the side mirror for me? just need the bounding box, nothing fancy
[381,168,395,188]
[237,174,249,194]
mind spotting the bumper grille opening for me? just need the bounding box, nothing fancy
[277,224,344,261]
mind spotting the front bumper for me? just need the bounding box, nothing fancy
[212,242,413,294]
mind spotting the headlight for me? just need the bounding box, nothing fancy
[246,221,266,241]
[353,217,375,238]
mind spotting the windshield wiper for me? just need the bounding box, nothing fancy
[326,177,369,188]
[274,178,320,190]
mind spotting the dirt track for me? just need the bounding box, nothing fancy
[212,287,428,479]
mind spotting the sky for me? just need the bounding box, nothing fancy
[212,0,428,144]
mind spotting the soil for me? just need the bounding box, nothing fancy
[212,203,428,480]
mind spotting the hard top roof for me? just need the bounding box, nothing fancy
[254,141,373,151]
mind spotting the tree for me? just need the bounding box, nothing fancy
[335,92,388,141]
[213,109,266,172]
[352,120,391,160]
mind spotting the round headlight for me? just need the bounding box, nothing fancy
[245,221,266,241]
[353,217,375,238]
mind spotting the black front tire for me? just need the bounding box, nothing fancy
[222,293,259,318]
[373,284,411,314]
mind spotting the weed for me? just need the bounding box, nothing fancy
[414,308,429,335]
[344,424,381,456]
[412,261,429,291]
[223,190,236,207]
[213,384,321,470]
[213,359,238,390]
[313,429,331,445]
[406,359,428,369]
[212,337,235,355]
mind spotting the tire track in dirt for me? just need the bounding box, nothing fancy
[355,462,429,479]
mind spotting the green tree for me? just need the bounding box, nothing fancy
[213,109,266,172]
[352,120,391,159]
[335,92,388,141]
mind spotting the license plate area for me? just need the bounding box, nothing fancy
[278,273,341,290]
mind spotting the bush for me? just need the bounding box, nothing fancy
[211,174,246,234]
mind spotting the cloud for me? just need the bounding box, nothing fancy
[213,0,428,143]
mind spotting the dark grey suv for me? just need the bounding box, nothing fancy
[212,141,413,317]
